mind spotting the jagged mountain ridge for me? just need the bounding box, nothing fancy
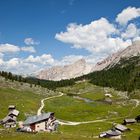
[37,59,93,81]
[37,40,140,81]
[92,40,140,71]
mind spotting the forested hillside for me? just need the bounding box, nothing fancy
[0,56,140,92]
[77,56,140,92]
[0,71,75,90]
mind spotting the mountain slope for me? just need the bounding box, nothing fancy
[92,40,140,71]
[78,55,140,92]
[37,41,140,81]
[37,59,92,81]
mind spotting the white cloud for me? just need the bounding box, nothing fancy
[133,36,140,41]
[0,53,55,74]
[60,55,102,65]
[0,43,20,53]
[25,54,54,65]
[21,46,36,53]
[0,58,4,65]
[59,55,84,65]
[2,57,38,74]
[1,6,140,75]
[0,43,37,54]
[0,52,4,58]
[6,58,20,68]
[55,17,132,55]
[24,38,39,45]
[121,23,140,39]
[116,7,140,25]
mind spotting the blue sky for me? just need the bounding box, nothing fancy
[0,0,140,74]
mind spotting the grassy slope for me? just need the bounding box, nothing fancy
[44,82,140,140]
[0,88,44,120]
[0,81,140,140]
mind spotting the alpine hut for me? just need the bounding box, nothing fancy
[23,112,58,132]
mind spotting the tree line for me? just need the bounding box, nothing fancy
[75,56,140,92]
[0,71,75,89]
[0,56,139,92]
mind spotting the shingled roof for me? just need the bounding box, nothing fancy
[114,124,129,132]
[124,119,136,124]
[106,129,121,136]
[1,116,16,124]
[8,109,19,116]
[23,112,54,125]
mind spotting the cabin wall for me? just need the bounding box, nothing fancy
[4,122,16,128]
[35,121,46,132]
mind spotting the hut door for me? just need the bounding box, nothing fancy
[30,124,35,131]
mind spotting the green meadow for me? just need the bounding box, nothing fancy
[0,81,140,140]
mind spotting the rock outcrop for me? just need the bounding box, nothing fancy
[37,59,92,81]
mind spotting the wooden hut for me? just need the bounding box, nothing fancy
[23,112,58,132]
[99,129,121,138]
[135,115,140,123]
[8,105,16,111]
[0,106,19,128]
[1,116,16,128]
[8,109,19,117]
[114,124,130,132]
[123,119,136,125]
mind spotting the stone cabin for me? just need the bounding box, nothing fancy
[0,106,19,128]
[23,112,58,132]
[123,119,136,125]
[135,115,140,122]
[8,105,16,111]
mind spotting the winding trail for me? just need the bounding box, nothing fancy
[37,92,126,126]
[37,92,64,116]
[58,118,116,126]
[130,99,140,108]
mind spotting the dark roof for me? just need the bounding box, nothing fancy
[8,109,19,116]
[136,115,140,119]
[115,124,128,132]
[8,105,16,109]
[23,112,53,125]
[124,119,136,123]
[2,116,16,124]
[106,129,121,136]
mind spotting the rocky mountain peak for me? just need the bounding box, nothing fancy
[37,59,92,81]
[36,40,140,81]
[92,40,140,71]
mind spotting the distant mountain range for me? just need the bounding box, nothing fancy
[36,40,140,81]
[36,59,92,81]
[92,40,140,71]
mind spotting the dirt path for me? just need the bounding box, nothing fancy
[37,92,64,115]
[58,116,126,126]
[58,118,108,126]
[37,92,126,126]
[130,99,140,108]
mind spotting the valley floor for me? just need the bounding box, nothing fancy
[0,81,140,140]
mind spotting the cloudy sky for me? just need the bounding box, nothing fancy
[0,0,140,74]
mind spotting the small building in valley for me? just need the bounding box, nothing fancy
[135,115,140,123]
[99,129,121,138]
[8,105,16,111]
[99,123,131,139]
[104,97,112,105]
[105,93,112,98]
[23,112,58,132]
[114,124,130,132]
[8,109,19,117]
[0,105,19,128]
[123,119,136,125]
[1,116,16,128]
